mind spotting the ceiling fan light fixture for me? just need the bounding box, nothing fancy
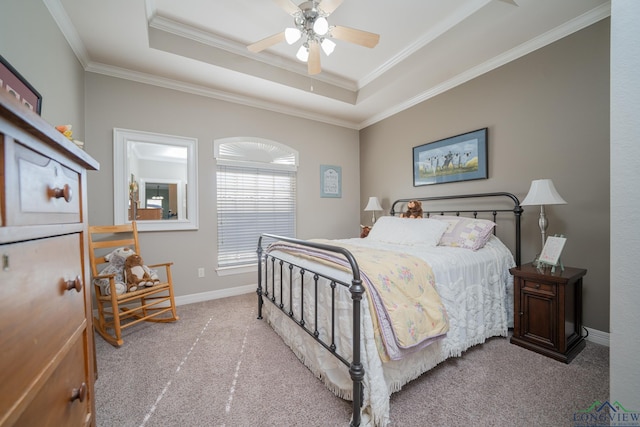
[296,45,309,62]
[247,0,379,75]
[321,38,336,56]
[285,27,302,45]
[313,16,329,36]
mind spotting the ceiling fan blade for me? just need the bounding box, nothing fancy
[318,0,343,15]
[331,25,380,48]
[273,0,300,15]
[308,42,321,75]
[247,32,285,53]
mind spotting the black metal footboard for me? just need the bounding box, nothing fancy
[257,234,365,427]
[256,192,523,426]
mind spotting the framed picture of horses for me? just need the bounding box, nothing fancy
[413,128,488,186]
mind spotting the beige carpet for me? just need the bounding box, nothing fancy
[94,292,609,426]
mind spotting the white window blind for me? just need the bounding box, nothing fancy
[217,164,296,268]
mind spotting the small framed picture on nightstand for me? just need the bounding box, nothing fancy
[539,235,567,266]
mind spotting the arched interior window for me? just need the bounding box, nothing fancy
[214,138,298,270]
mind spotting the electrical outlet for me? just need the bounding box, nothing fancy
[198,268,205,278]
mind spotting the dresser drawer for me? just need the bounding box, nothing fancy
[0,234,86,418]
[12,335,91,427]
[4,140,80,226]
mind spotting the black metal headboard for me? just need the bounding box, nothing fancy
[390,192,522,266]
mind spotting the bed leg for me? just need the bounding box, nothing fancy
[256,286,263,320]
[349,277,365,427]
[257,240,264,319]
[350,364,364,427]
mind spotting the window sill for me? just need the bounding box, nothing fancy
[216,264,257,277]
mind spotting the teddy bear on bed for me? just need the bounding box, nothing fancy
[124,253,160,292]
[400,200,424,218]
[360,225,371,238]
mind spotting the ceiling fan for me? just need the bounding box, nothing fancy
[247,0,380,75]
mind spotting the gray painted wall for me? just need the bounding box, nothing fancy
[360,20,610,333]
[0,0,85,137]
[84,73,360,297]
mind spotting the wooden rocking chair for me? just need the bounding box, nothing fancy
[88,222,179,346]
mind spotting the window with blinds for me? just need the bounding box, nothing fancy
[215,138,297,269]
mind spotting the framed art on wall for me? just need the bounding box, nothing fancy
[0,55,42,114]
[320,165,341,198]
[413,128,488,186]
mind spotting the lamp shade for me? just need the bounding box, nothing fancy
[520,179,567,206]
[364,197,382,211]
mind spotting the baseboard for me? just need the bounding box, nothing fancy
[174,284,256,306]
[584,327,610,347]
[92,284,257,318]
[95,285,611,349]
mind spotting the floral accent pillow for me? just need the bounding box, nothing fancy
[432,216,496,251]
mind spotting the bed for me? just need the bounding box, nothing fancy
[256,192,522,426]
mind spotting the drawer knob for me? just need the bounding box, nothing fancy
[535,283,541,289]
[66,276,83,293]
[70,382,87,402]
[50,184,73,202]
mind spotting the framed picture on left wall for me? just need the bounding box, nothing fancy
[320,165,342,198]
[0,55,42,114]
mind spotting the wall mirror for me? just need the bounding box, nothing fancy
[114,128,198,231]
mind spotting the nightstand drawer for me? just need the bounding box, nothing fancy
[522,279,555,295]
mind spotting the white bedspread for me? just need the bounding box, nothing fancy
[261,235,515,426]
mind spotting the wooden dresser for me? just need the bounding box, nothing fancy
[0,91,99,426]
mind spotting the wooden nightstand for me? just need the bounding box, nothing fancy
[510,263,587,363]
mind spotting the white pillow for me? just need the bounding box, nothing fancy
[366,216,449,246]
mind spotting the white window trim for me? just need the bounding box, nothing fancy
[214,137,298,273]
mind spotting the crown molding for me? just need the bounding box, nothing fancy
[42,0,91,68]
[361,2,611,129]
[359,0,492,88]
[148,14,357,92]
[85,62,360,129]
[45,0,611,131]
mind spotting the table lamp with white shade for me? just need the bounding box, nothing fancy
[520,179,567,264]
[364,197,383,224]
